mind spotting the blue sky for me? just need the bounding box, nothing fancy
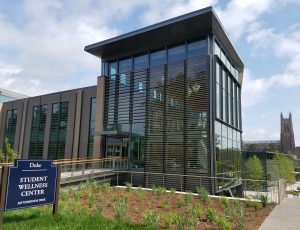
[1,0,300,144]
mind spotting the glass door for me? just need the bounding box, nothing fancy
[105,143,122,168]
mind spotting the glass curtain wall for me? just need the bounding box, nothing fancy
[214,40,242,184]
[29,105,47,159]
[48,102,69,160]
[103,38,211,190]
[4,109,18,149]
[87,98,96,158]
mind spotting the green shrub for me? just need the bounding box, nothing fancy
[245,199,262,211]
[253,202,262,211]
[197,186,210,203]
[185,192,193,205]
[297,186,300,191]
[101,182,110,191]
[178,195,185,208]
[74,190,82,201]
[170,187,176,196]
[161,214,175,229]
[220,197,230,209]
[143,210,160,227]
[216,216,232,230]
[185,205,199,227]
[78,182,85,191]
[92,180,100,192]
[153,186,166,196]
[194,204,204,219]
[60,191,68,202]
[259,194,268,207]
[87,191,94,208]
[95,203,104,217]
[125,182,132,192]
[85,179,92,190]
[206,207,217,223]
[245,198,254,207]
[235,204,244,230]
[113,199,128,221]
[158,198,170,209]
[174,214,184,230]
[136,186,145,199]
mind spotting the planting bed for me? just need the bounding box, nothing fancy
[59,182,275,230]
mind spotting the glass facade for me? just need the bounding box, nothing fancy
[4,109,18,149]
[102,38,211,190]
[29,105,47,159]
[48,102,69,160]
[214,40,242,182]
[87,97,96,158]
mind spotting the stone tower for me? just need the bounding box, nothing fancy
[280,112,295,154]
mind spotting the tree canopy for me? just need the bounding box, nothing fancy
[0,138,18,163]
[245,155,264,181]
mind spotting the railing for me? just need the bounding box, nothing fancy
[112,170,284,204]
[0,158,286,204]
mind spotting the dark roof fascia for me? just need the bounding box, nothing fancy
[85,6,243,71]
[211,8,244,72]
[85,6,212,53]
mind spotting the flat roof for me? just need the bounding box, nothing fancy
[85,6,244,72]
[0,88,28,99]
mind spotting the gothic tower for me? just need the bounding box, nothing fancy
[280,112,295,154]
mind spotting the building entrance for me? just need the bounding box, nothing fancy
[105,137,128,168]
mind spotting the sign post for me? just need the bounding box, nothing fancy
[0,160,60,227]
[0,166,9,227]
[52,165,61,215]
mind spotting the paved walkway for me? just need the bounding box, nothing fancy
[259,198,300,230]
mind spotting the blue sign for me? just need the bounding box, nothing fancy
[5,160,57,210]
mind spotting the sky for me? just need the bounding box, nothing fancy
[1,0,300,144]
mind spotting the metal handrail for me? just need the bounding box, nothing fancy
[0,157,129,167]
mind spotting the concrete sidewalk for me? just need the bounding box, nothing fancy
[259,198,300,230]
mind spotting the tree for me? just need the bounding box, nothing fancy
[245,155,264,193]
[272,153,295,183]
[0,138,18,163]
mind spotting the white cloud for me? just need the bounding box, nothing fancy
[241,69,273,107]
[215,0,273,41]
[0,0,121,96]
[142,0,217,25]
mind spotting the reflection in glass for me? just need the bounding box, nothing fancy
[119,58,132,73]
[134,54,148,70]
[168,44,185,62]
[150,50,165,66]
[188,40,207,58]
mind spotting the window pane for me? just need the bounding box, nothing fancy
[188,40,207,57]
[214,41,220,57]
[119,58,132,73]
[109,62,117,75]
[168,44,185,62]
[216,62,220,84]
[150,50,165,66]
[134,54,148,70]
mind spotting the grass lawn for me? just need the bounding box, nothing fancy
[3,207,155,230]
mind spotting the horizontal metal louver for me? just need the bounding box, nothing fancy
[145,54,211,192]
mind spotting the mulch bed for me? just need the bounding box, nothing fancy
[76,187,275,229]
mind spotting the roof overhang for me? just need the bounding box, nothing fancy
[84,6,244,73]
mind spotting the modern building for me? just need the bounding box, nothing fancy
[0,87,96,159]
[0,89,27,140]
[242,140,280,152]
[0,7,244,193]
